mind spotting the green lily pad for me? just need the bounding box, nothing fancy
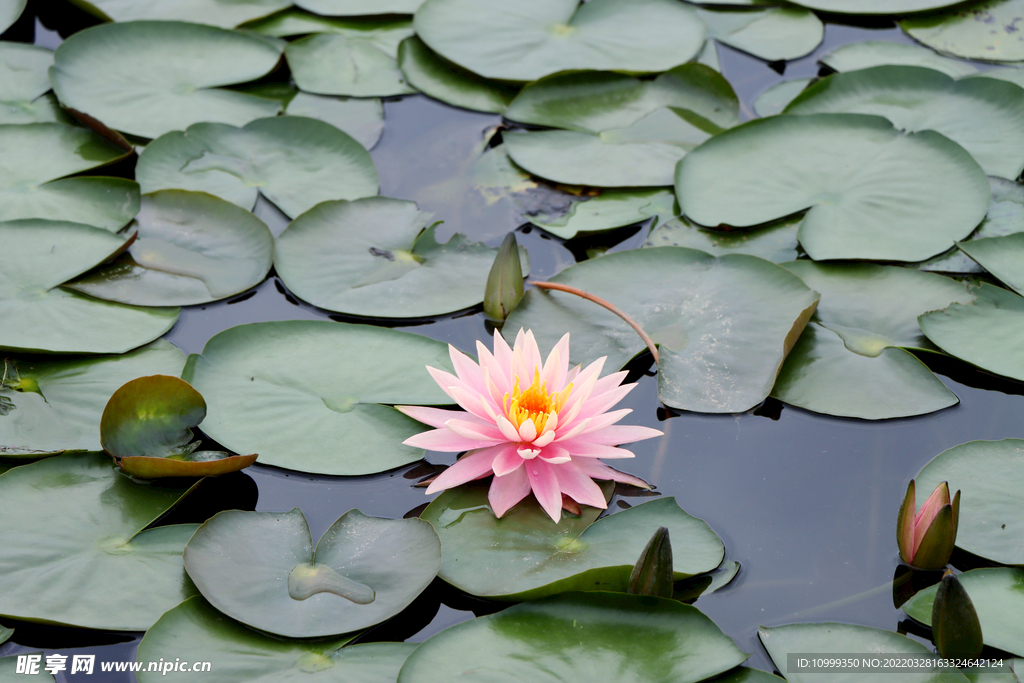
[284,93,383,150]
[0,626,10,644]
[0,655,52,682]
[100,374,257,478]
[0,219,179,354]
[920,283,1024,382]
[770,262,970,419]
[299,0,423,12]
[505,247,820,413]
[921,177,1024,273]
[184,508,441,638]
[504,64,740,135]
[753,78,812,118]
[904,567,1024,657]
[138,597,416,682]
[676,114,991,262]
[274,197,528,318]
[957,233,1024,296]
[398,37,518,114]
[709,670,785,683]
[534,189,677,239]
[1,0,25,33]
[0,122,138,230]
[136,117,378,219]
[819,40,978,77]
[696,6,823,62]
[644,215,800,262]
[65,190,274,306]
[286,32,415,98]
[181,320,454,475]
[50,21,283,140]
[902,1,1024,63]
[968,67,1024,89]
[783,65,1024,179]
[506,108,712,188]
[915,439,1024,566]
[397,592,748,683]
[0,340,185,458]
[245,10,412,42]
[70,0,290,27]
[789,0,964,14]
[0,43,66,125]
[414,0,706,83]
[421,483,723,600]
[759,623,969,682]
[0,452,199,630]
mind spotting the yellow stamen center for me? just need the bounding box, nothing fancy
[503,369,572,437]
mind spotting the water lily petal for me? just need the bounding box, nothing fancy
[553,439,635,459]
[553,418,591,443]
[448,384,502,423]
[572,458,652,489]
[517,418,537,442]
[489,466,531,517]
[496,415,522,442]
[554,461,608,510]
[426,448,500,494]
[577,407,632,433]
[525,459,563,522]
[445,418,505,443]
[404,428,496,452]
[577,384,635,421]
[491,443,525,477]
[395,405,463,429]
[579,424,664,445]
[532,428,556,448]
[450,344,487,394]
[541,332,570,391]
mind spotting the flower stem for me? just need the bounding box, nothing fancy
[530,281,659,364]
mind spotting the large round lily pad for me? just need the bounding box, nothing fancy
[414,0,705,83]
[915,439,1024,566]
[66,190,274,306]
[505,247,819,413]
[783,65,1024,180]
[819,41,978,77]
[644,215,800,263]
[50,21,284,140]
[0,340,185,458]
[421,483,723,600]
[274,197,528,318]
[136,117,378,220]
[904,567,1024,657]
[397,36,518,114]
[675,113,991,262]
[788,0,964,14]
[535,189,677,240]
[397,592,748,683]
[184,508,441,637]
[919,283,1024,382]
[286,30,415,98]
[284,92,384,150]
[759,623,969,683]
[0,219,179,354]
[138,597,416,682]
[504,65,739,135]
[770,262,970,420]
[696,6,823,62]
[0,452,200,630]
[0,122,137,230]
[181,320,454,475]
[70,0,290,27]
[0,43,65,125]
[902,1,1024,63]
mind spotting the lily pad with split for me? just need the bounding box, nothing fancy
[956,233,1024,296]
[398,36,518,114]
[818,41,977,77]
[533,189,677,240]
[696,5,823,62]
[753,79,812,118]
[183,508,441,638]
[0,43,67,124]
[137,597,416,682]
[101,375,256,478]
[284,93,383,150]
[901,0,1024,63]
[644,215,800,262]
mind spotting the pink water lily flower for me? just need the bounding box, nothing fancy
[397,329,663,522]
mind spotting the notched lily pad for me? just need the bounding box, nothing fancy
[818,40,978,77]
[901,0,1024,63]
[534,188,677,240]
[645,215,800,263]
[101,375,256,478]
[184,508,441,638]
[421,482,724,600]
[696,5,823,62]
[398,36,518,114]
[0,43,68,125]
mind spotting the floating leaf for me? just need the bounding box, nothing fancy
[676,113,990,262]
[66,191,274,307]
[505,247,819,413]
[69,0,290,27]
[920,283,1024,383]
[902,1,1024,63]
[696,6,823,62]
[137,597,416,683]
[504,64,740,135]
[0,655,52,682]
[915,439,1024,566]
[759,623,969,682]
[137,117,378,220]
[421,483,723,600]
[286,25,415,98]
[789,0,964,14]
[904,567,1024,657]
[50,21,283,139]
[819,40,978,77]
[753,78,812,118]
[0,122,137,230]
[244,10,411,47]
[1,0,25,33]
[645,215,800,262]
[182,320,453,475]
[184,508,441,638]
[275,197,528,318]
[414,0,705,82]
[771,262,969,420]
[398,36,518,114]
[784,65,1024,179]
[397,592,748,683]
[535,189,676,240]
[957,233,1024,296]
[284,92,383,149]
[0,341,185,458]
[0,220,179,354]
[297,0,424,14]
[0,43,67,125]
[0,452,199,630]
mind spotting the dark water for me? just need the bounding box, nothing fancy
[3,5,1022,681]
